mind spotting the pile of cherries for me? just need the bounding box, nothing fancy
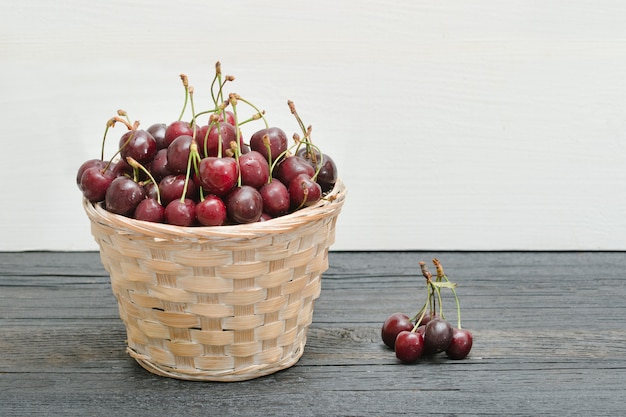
[381,259,473,363]
[77,62,338,227]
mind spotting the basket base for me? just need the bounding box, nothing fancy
[127,340,306,382]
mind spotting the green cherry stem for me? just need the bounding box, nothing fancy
[229,94,243,188]
[210,62,221,106]
[178,74,190,122]
[100,117,116,161]
[433,258,463,329]
[263,135,274,184]
[180,141,200,204]
[234,95,269,129]
[126,157,162,205]
[288,100,307,137]
[188,86,198,138]
[237,110,266,127]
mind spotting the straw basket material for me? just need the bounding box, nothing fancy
[83,179,346,382]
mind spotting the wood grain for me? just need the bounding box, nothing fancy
[1,251,624,416]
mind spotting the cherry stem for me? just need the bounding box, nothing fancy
[101,118,116,161]
[193,107,221,122]
[293,183,310,211]
[420,261,438,319]
[210,61,221,107]
[298,140,324,181]
[178,74,189,121]
[411,296,429,332]
[237,110,266,126]
[180,141,200,204]
[117,109,131,126]
[234,95,269,129]
[188,86,199,138]
[126,157,162,205]
[288,100,307,137]
[229,94,243,187]
[263,134,273,183]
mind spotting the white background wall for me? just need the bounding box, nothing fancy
[2,0,626,251]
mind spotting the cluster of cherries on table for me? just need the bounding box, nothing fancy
[76,62,338,227]
[381,259,473,363]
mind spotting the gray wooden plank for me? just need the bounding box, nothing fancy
[1,251,625,416]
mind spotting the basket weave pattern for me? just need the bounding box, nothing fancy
[83,179,346,381]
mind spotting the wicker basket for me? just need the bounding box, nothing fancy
[83,179,346,381]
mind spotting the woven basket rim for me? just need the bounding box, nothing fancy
[83,178,346,239]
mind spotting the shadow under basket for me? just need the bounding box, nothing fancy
[83,179,346,382]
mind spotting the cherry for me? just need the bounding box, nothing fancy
[134,198,165,223]
[446,328,473,360]
[198,156,239,196]
[297,148,338,193]
[395,331,425,363]
[239,150,270,189]
[423,318,454,354]
[166,134,193,174]
[159,174,198,206]
[109,158,133,178]
[76,159,106,188]
[164,120,194,148]
[259,179,290,217]
[79,166,116,203]
[381,313,414,349]
[197,122,238,158]
[225,185,263,224]
[147,123,168,149]
[164,198,196,226]
[275,155,315,186]
[149,148,171,182]
[289,173,322,209]
[143,182,159,200]
[118,129,157,165]
[105,176,146,216]
[196,195,227,226]
[249,127,288,164]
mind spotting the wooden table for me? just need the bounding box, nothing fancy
[1,251,624,416]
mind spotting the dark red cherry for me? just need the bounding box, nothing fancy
[149,148,171,182]
[381,313,414,349]
[79,166,115,203]
[118,129,157,165]
[134,198,165,223]
[159,174,198,206]
[105,176,146,217]
[395,331,425,363]
[446,328,473,360]
[76,159,106,188]
[164,198,196,226]
[147,123,168,149]
[296,148,338,193]
[166,134,193,174]
[197,122,239,158]
[196,195,227,226]
[164,120,194,147]
[259,179,290,217]
[249,127,288,163]
[225,186,263,224]
[198,156,239,196]
[423,318,454,354]
[289,173,322,209]
[239,150,270,189]
[275,155,315,186]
